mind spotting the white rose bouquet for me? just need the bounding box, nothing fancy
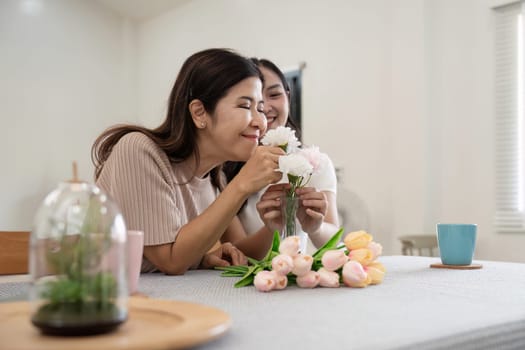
[261,126,322,239]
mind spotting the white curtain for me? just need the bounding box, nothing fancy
[493,1,525,233]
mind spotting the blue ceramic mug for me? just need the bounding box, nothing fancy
[436,224,477,265]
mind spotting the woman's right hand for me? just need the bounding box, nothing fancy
[200,242,248,269]
[233,146,284,195]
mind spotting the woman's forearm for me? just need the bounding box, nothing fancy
[231,226,274,260]
[145,181,249,274]
[307,222,341,249]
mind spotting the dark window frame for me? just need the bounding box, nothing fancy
[284,68,303,134]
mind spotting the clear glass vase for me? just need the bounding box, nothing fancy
[30,181,128,336]
[281,194,299,240]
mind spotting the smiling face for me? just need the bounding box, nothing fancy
[260,66,290,131]
[200,76,266,163]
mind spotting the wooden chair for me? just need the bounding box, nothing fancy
[0,231,30,275]
[399,234,438,257]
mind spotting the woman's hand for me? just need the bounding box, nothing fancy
[256,183,290,232]
[233,146,284,195]
[295,187,328,235]
[200,242,248,269]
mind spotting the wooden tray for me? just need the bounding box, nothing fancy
[0,297,231,350]
[430,263,483,270]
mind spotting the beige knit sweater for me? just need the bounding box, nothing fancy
[96,132,218,272]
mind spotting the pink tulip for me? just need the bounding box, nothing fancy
[254,270,276,292]
[272,254,294,275]
[321,249,348,271]
[367,242,383,260]
[342,261,369,288]
[318,268,340,288]
[279,236,301,257]
[296,270,320,288]
[272,271,288,290]
[292,254,313,276]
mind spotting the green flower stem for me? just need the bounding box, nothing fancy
[283,194,299,239]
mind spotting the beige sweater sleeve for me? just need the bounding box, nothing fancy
[96,132,181,246]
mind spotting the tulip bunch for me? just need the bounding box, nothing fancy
[217,229,386,292]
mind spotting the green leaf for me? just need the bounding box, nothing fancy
[312,228,345,259]
[234,264,258,288]
[220,271,244,277]
[215,266,249,273]
[234,275,255,288]
[271,230,281,253]
[263,231,281,262]
[247,257,260,266]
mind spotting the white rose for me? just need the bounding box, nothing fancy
[279,153,313,178]
[261,126,301,153]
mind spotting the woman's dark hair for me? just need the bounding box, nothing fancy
[92,48,262,189]
[223,57,301,185]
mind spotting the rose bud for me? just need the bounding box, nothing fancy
[318,267,340,288]
[348,248,374,266]
[292,254,313,276]
[343,230,373,250]
[279,236,301,257]
[254,270,276,292]
[296,270,320,288]
[342,261,369,288]
[365,265,385,285]
[272,254,294,275]
[272,271,288,290]
[368,261,386,272]
[367,241,383,260]
[321,249,348,271]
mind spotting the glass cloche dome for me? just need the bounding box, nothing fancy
[29,163,128,336]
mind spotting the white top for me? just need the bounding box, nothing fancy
[238,152,337,252]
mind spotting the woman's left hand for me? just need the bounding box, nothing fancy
[200,242,248,269]
[295,187,328,234]
[256,183,290,233]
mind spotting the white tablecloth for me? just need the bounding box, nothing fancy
[2,256,525,349]
[137,255,525,349]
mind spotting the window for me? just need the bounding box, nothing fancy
[494,1,525,233]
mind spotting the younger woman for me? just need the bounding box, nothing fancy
[226,58,339,252]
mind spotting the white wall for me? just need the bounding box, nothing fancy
[136,0,397,252]
[0,0,137,229]
[423,0,525,262]
[135,0,525,261]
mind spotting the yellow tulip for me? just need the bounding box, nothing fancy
[344,230,373,250]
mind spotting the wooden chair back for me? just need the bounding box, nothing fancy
[399,234,438,257]
[0,231,30,275]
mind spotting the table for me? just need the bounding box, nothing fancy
[1,256,525,349]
